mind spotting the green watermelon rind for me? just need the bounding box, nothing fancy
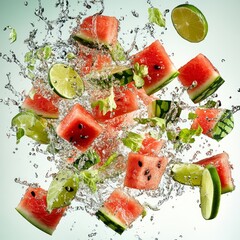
[96,207,127,234]
[189,75,225,103]
[145,70,179,95]
[16,206,55,235]
[148,100,182,123]
[211,109,234,142]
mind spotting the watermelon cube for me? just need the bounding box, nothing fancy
[194,152,235,194]
[72,15,119,47]
[178,53,225,103]
[124,153,168,190]
[132,40,179,95]
[191,107,234,141]
[96,188,144,234]
[56,103,102,152]
[16,187,66,235]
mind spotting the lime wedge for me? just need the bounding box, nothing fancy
[200,165,221,220]
[11,111,50,144]
[171,163,204,186]
[171,4,208,43]
[47,168,80,212]
[49,63,84,99]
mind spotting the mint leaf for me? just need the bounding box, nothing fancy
[4,26,17,43]
[16,128,25,144]
[133,63,148,88]
[134,117,166,129]
[148,8,166,28]
[188,112,198,120]
[178,125,203,143]
[91,87,117,115]
[122,132,144,152]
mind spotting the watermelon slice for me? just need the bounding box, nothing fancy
[191,107,234,141]
[22,88,59,119]
[72,15,119,48]
[124,153,168,190]
[91,83,139,123]
[178,53,225,103]
[16,187,66,235]
[96,188,144,234]
[195,152,235,194]
[132,40,179,95]
[56,103,102,152]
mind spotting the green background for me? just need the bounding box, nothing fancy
[1,0,240,239]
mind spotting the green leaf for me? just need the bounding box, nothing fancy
[188,112,198,120]
[134,117,166,129]
[73,149,101,170]
[133,63,148,88]
[91,87,117,115]
[122,132,144,152]
[5,26,17,43]
[36,45,52,60]
[148,8,166,28]
[178,125,202,143]
[16,128,25,144]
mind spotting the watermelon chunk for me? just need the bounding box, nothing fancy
[132,40,179,95]
[178,54,225,103]
[72,15,119,48]
[16,187,66,235]
[124,153,168,190]
[22,88,59,119]
[91,83,139,123]
[76,45,112,77]
[195,152,235,194]
[56,103,102,152]
[191,107,234,141]
[96,188,144,234]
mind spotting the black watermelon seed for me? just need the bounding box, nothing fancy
[154,65,161,70]
[147,175,152,181]
[31,191,36,197]
[157,161,161,168]
[138,161,143,167]
[78,124,83,129]
[69,136,73,142]
[144,169,150,175]
[65,186,74,192]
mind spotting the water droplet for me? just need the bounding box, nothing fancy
[24,1,28,6]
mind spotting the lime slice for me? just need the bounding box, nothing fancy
[11,111,50,144]
[171,163,204,186]
[47,168,80,212]
[171,4,208,43]
[200,165,221,220]
[49,63,84,99]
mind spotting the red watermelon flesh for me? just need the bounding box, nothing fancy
[178,53,224,103]
[75,15,119,46]
[99,188,144,228]
[195,152,235,194]
[76,45,112,77]
[56,103,102,152]
[132,40,178,95]
[22,88,59,119]
[92,83,139,123]
[124,153,168,190]
[138,135,165,157]
[16,187,66,235]
[191,108,221,137]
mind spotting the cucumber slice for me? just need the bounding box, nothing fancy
[200,165,221,220]
[48,63,84,99]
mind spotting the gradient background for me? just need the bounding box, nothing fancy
[1,0,240,239]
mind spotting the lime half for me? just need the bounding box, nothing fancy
[49,63,84,99]
[171,4,208,43]
[171,163,204,186]
[200,165,221,220]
